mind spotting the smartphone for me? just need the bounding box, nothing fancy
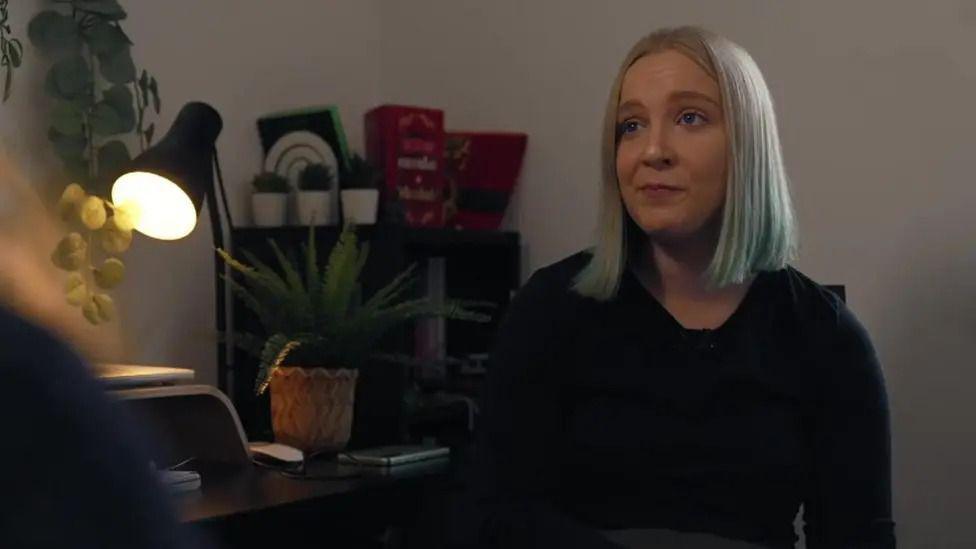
[337,444,449,467]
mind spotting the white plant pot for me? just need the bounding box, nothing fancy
[251,193,288,227]
[296,190,334,226]
[341,189,379,225]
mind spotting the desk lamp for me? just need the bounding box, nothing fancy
[110,101,234,392]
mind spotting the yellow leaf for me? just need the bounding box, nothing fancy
[93,293,116,322]
[78,196,107,230]
[94,258,125,289]
[82,299,101,325]
[51,232,88,271]
[58,183,86,221]
[111,201,139,232]
[100,217,133,254]
[64,273,87,307]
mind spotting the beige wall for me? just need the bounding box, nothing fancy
[379,1,975,546]
[0,1,383,385]
[2,0,974,545]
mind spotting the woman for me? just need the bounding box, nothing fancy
[470,26,895,549]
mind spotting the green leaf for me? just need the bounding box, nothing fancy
[96,140,130,182]
[144,123,155,145]
[49,127,88,160]
[85,21,128,56]
[255,334,301,395]
[72,0,127,20]
[98,46,135,84]
[148,77,160,113]
[51,102,85,135]
[138,69,148,96]
[44,55,91,101]
[89,102,123,136]
[3,67,11,103]
[321,225,368,324]
[28,11,82,56]
[101,84,135,130]
[8,39,22,68]
[62,157,92,187]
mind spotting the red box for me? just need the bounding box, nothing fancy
[365,105,446,227]
[443,132,527,230]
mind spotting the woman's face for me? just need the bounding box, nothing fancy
[615,50,728,245]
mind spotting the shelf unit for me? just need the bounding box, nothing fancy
[224,223,520,442]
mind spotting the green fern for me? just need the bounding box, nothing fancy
[218,223,494,395]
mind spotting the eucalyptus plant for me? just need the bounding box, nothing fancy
[51,181,136,325]
[20,0,162,325]
[27,0,161,195]
[0,0,23,103]
[218,223,495,395]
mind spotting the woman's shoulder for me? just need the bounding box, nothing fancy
[519,250,593,301]
[767,265,874,354]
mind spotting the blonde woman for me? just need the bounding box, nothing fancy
[469,26,894,549]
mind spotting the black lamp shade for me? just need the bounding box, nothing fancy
[111,102,222,239]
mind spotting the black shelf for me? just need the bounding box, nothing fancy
[225,222,520,442]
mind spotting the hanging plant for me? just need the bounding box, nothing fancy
[0,0,23,102]
[22,0,162,325]
[27,0,161,196]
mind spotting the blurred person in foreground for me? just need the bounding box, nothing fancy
[0,152,210,549]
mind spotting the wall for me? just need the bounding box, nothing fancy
[3,1,974,545]
[378,1,976,546]
[0,1,383,386]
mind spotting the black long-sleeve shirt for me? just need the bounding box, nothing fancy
[471,252,895,549]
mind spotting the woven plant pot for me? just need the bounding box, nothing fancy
[269,367,359,455]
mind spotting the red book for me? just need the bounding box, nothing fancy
[365,105,446,227]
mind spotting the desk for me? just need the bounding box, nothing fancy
[178,457,452,548]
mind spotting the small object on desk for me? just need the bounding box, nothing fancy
[249,441,305,470]
[158,469,202,494]
[338,444,450,467]
[96,364,195,388]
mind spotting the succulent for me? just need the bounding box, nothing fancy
[298,163,334,191]
[343,153,380,190]
[251,171,289,193]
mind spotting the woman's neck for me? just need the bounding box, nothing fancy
[636,235,718,301]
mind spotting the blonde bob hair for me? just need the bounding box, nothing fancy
[573,25,797,301]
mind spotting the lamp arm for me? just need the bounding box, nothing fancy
[208,148,232,393]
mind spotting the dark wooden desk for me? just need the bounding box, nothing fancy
[178,458,452,549]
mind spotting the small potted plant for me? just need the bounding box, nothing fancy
[296,163,335,226]
[341,154,381,225]
[218,223,492,455]
[250,172,289,227]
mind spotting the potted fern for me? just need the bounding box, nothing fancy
[296,163,335,226]
[218,223,492,455]
[250,171,289,227]
[341,153,381,225]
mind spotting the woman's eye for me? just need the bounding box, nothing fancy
[678,111,707,125]
[618,120,641,135]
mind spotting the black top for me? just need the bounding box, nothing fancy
[470,252,895,549]
[0,306,210,549]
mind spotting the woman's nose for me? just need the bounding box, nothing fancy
[639,125,674,168]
